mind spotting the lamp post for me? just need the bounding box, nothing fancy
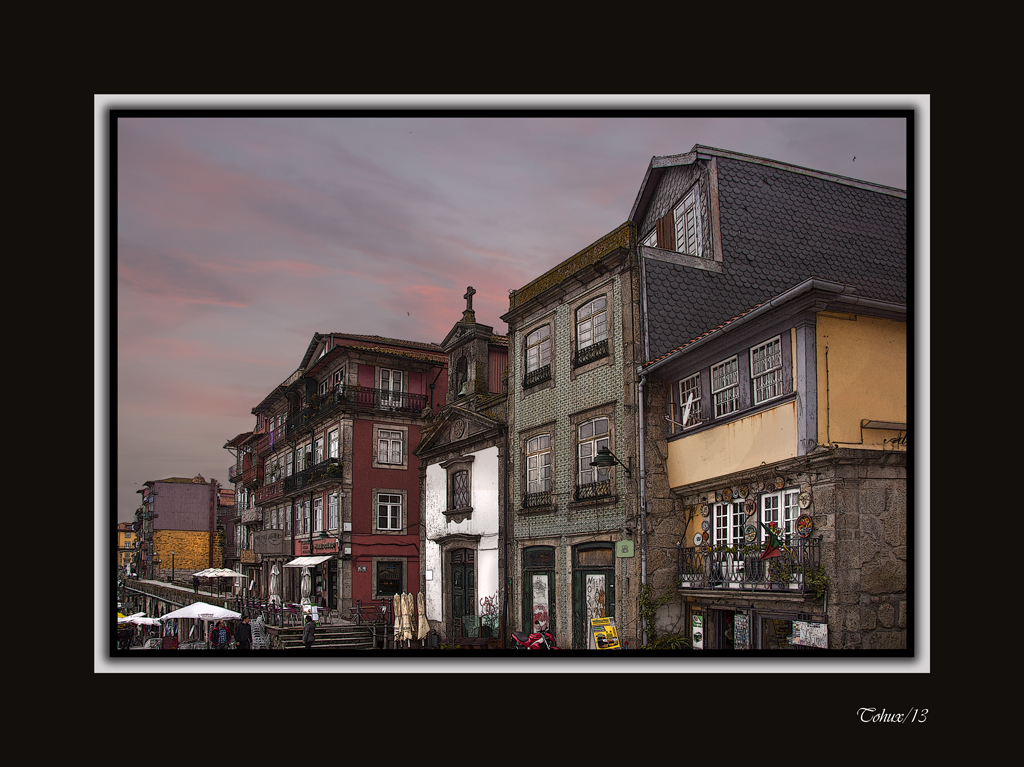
[589,446,632,478]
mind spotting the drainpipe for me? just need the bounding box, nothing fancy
[637,366,648,647]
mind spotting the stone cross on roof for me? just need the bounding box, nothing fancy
[462,286,476,322]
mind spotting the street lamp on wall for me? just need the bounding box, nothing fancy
[590,447,632,478]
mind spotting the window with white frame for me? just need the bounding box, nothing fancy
[319,378,331,396]
[285,451,293,477]
[751,336,783,405]
[525,325,551,374]
[332,366,346,393]
[377,429,403,465]
[328,493,339,530]
[713,501,746,547]
[642,229,657,248]
[711,356,740,417]
[577,417,610,486]
[314,436,324,465]
[576,296,608,351]
[313,496,323,532]
[380,368,403,407]
[377,493,402,531]
[673,187,701,256]
[297,499,309,535]
[761,489,800,541]
[526,434,551,494]
[678,372,702,428]
[328,429,339,460]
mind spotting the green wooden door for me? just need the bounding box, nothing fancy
[573,543,615,649]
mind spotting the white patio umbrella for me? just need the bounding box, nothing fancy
[160,601,241,647]
[159,602,241,621]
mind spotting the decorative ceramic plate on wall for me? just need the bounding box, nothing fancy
[745,497,756,515]
[798,491,811,509]
[723,488,733,501]
[693,532,704,546]
[740,485,749,497]
[744,524,757,542]
[701,504,710,517]
[797,515,813,538]
[774,476,785,489]
[702,519,710,532]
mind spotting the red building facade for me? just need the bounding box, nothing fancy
[226,333,447,619]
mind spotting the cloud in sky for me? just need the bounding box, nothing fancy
[109,106,914,523]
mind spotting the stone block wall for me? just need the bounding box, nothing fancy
[153,530,223,572]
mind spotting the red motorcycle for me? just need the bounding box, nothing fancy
[511,621,559,650]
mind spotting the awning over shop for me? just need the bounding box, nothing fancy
[284,555,334,568]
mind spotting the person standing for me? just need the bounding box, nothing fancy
[213,620,230,649]
[235,616,252,650]
[303,615,316,649]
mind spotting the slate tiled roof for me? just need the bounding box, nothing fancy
[644,155,906,360]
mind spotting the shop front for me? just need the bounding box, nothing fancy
[688,601,828,650]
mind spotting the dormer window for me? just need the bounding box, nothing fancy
[649,184,705,258]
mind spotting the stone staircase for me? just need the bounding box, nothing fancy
[267,621,380,650]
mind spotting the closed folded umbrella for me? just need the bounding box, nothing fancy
[393,593,403,641]
[401,592,415,641]
[416,592,430,641]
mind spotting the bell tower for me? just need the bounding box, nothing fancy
[441,286,494,405]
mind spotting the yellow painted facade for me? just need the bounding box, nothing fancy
[666,399,798,489]
[816,313,907,450]
[664,312,906,491]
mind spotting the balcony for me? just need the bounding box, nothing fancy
[255,478,285,505]
[241,507,262,525]
[574,479,612,502]
[283,457,344,496]
[523,364,551,390]
[257,425,287,456]
[285,385,429,439]
[228,465,242,483]
[573,338,609,368]
[677,538,821,592]
[522,490,552,511]
[241,462,264,487]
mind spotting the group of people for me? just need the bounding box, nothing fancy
[209,614,286,650]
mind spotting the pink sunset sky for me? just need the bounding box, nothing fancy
[107,98,919,525]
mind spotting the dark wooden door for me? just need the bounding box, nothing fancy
[451,548,475,636]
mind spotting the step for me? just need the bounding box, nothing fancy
[267,623,379,650]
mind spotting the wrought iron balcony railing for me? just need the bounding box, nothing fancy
[677,537,821,592]
[522,490,552,509]
[573,338,609,368]
[284,386,429,440]
[283,457,343,495]
[523,364,551,389]
[574,479,612,502]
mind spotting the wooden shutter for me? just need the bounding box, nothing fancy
[656,210,675,251]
